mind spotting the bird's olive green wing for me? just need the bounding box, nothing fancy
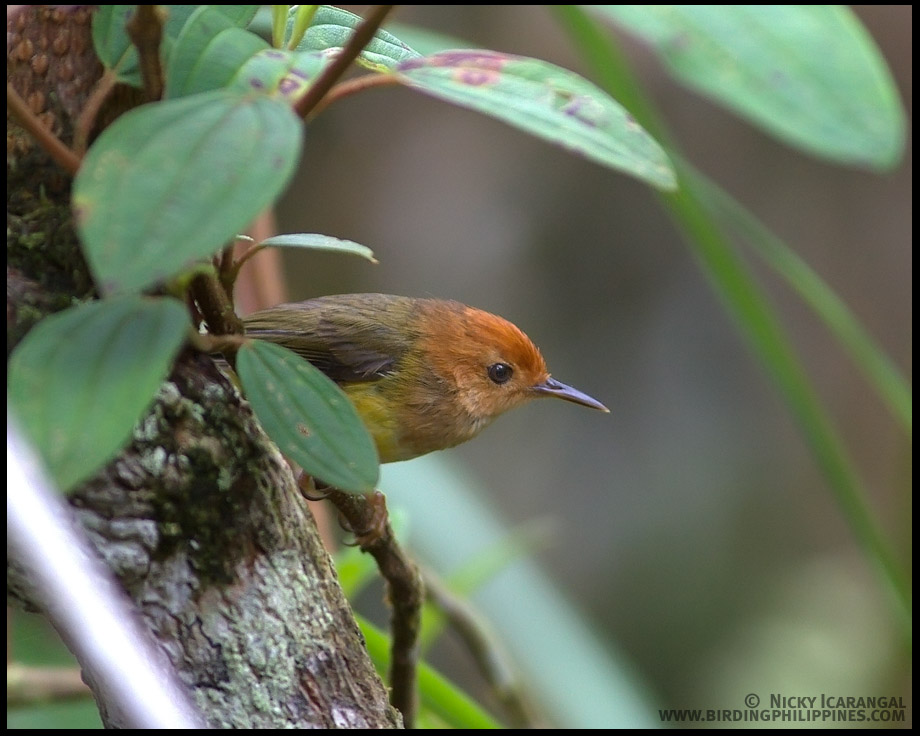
[243,295,417,384]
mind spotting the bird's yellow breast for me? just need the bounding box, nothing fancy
[340,376,491,463]
[338,382,407,463]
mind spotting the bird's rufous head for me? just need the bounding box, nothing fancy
[418,301,608,423]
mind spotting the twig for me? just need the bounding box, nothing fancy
[423,571,544,728]
[6,664,91,705]
[217,241,243,299]
[325,488,423,728]
[190,271,244,336]
[293,5,396,120]
[231,212,288,317]
[72,70,118,156]
[8,424,204,727]
[186,329,247,357]
[227,242,267,284]
[310,73,400,117]
[6,83,81,175]
[125,5,166,101]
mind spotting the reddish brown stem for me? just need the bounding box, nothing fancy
[73,70,118,156]
[191,271,244,337]
[311,74,400,117]
[293,5,396,120]
[126,5,166,101]
[6,82,81,175]
[325,488,423,729]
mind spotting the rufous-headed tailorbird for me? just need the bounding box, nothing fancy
[243,293,608,464]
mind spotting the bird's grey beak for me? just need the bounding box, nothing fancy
[532,377,609,412]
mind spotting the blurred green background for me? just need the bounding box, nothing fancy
[9,5,910,729]
[273,4,912,726]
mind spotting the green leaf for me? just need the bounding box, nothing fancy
[287,5,318,50]
[92,5,151,86]
[392,51,676,190]
[91,6,233,86]
[73,89,302,295]
[8,296,188,492]
[691,168,912,434]
[92,6,132,79]
[357,615,502,729]
[590,5,906,169]
[446,519,554,596]
[256,233,378,263]
[418,520,553,652]
[555,5,911,625]
[236,340,379,493]
[383,23,473,57]
[271,5,288,48]
[216,5,260,29]
[293,5,420,71]
[165,6,268,98]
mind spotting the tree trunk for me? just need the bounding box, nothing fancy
[7,6,400,728]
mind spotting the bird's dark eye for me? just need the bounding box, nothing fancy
[487,362,513,385]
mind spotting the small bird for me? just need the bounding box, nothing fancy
[243,293,608,463]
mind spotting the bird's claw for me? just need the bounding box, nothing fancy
[297,472,333,501]
[338,491,389,549]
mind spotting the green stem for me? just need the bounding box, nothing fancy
[689,168,912,435]
[553,5,910,625]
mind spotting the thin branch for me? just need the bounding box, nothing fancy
[217,241,244,299]
[125,5,166,101]
[423,571,544,729]
[73,70,119,156]
[324,487,423,729]
[219,241,239,278]
[8,421,204,728]
[231,211,288,317]
[229,243,268,283]
[187,329,247,357]
[7,664,91,705]
[191,271,244,337]
[310,73,401,117]
[294,5,396,120]
[6,82,81,175]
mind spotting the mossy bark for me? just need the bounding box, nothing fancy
[7,6,399,728]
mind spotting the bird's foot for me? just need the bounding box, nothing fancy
[339,490,389,550]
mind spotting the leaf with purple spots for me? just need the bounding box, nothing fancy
[392,51,676,190]
[230,48,332,104]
